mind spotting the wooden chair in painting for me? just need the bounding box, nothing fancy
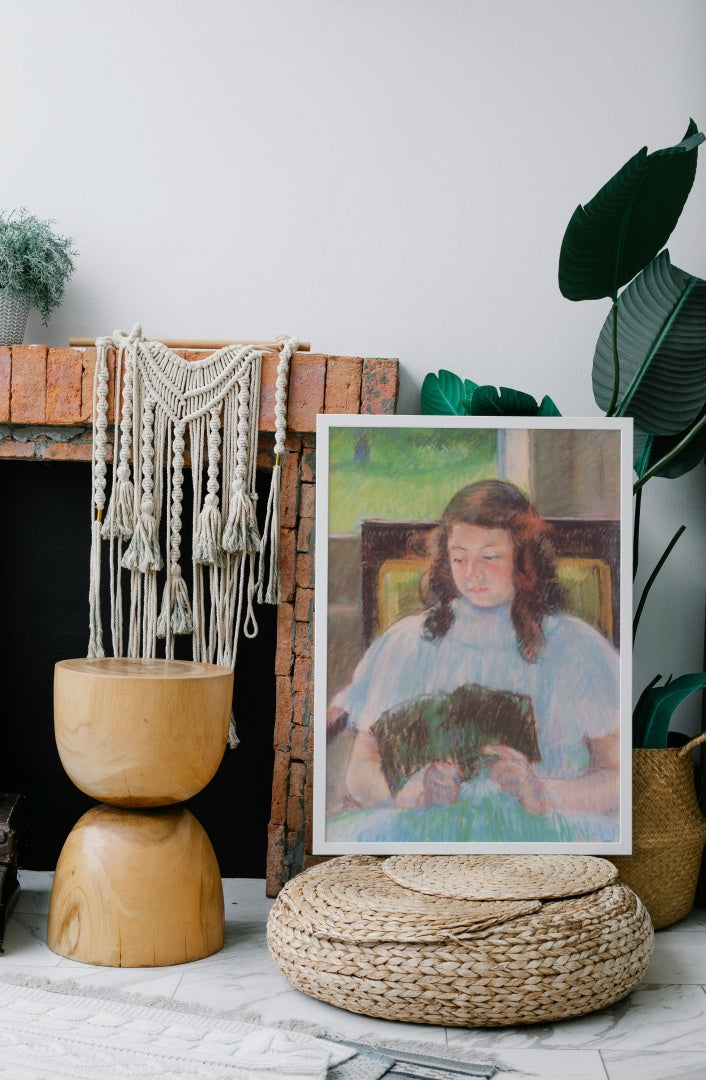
[360,516,620,649]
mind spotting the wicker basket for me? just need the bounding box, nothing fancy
[0,290,30,346]
[267,855,654,1027]
[610,732,706,930]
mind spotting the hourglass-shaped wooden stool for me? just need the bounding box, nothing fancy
[47,658,233,967]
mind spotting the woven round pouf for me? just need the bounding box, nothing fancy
[267,855,654,1027]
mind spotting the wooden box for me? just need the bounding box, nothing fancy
[0,793,23,949]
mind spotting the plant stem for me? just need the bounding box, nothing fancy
[606,302,620,417]
[633,410,706,492]
[633,525,686,643]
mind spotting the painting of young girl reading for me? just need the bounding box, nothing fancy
[323,477,623,849]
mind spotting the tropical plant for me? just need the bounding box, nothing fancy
[421,371,561,418]
[558,120,706,748]
[0,209,76,323]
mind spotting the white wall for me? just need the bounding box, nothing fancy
[4,0,705,727]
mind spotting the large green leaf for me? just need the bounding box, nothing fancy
[592,251,706,434]
[633,672,706,748]
[559,120,704,301]
[421,370,477,415]
[469,385,562,416]
[634,408,706,479]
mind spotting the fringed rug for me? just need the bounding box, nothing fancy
[0,975,360,1079]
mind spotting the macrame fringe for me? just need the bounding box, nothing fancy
[157,572,194,638]
[193,498,224,566]
[122,504,163,573]
[87,518,105,658]
[101,473,135,540]
[257,462,282,605]
[228,712,240,749]
[222,490,260,555]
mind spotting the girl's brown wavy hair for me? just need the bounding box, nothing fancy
[422,480,563,662]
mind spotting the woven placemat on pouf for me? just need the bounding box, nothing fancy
[382,853,618,899]
[266,855,654,1027]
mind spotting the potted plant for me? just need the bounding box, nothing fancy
[0,209,76,345]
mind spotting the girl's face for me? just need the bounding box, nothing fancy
[447,523,515,608]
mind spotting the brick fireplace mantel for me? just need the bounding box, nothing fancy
[0,343,399,895]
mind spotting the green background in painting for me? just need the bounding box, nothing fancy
[328,426,498,533]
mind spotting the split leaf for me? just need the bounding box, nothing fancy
[592,251,706,434]
[559,120,704,302]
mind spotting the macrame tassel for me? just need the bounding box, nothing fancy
[157,570,194,637]
[101,468,135,540]
[228,711,240,750]
[222,489,261,554]
[87,518,105,657]
[122,499,163,573]
[194,495,224,566]
[257,462,282,604]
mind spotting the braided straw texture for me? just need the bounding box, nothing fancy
[0,290,29,346]
[273,856,540,944]
[610,742,706,929]
[267,855,653,1027]
[382,853,618,900]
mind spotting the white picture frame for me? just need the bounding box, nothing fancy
[313,414,633,855]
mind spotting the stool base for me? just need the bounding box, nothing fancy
[48,804,224,967]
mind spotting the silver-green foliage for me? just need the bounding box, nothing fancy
[0,209,75,323]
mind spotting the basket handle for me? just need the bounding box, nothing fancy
[677,731,706,757]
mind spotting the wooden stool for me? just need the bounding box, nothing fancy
[47,658,233,967]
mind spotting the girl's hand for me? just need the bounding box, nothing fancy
[484,744,550,814]
[394,760,461,809]
[422,760,462,807]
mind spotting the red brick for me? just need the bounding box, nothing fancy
[292,689,310,728]
[300,443,316,483]
[286,796,304,834]
[11,345,46,423]
[297,516,314,554]
[361,358,399,415]
[0,439,35,458]
[274,602,295,676]
[279,528,297,603]
[46,348,83,423]
[304,765,314,853]
[295,620,312,660]
[80,348,96,421]
[269,750,290,826]
[273,676,293,750]
[325,356,363,413]
[294,586,314,624]
[293,656,312,694]
[265,824,286,897]
[259,352,326,435]
[284,433,302,453]
[41,441,95,462]
[0,348,10,422]
[290,724,309,763]
[280,449,300,528]
[289,761,306,800]
[299,482,316,520]
[295,552,314,590]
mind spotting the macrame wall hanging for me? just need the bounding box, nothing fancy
[88,325,297,745]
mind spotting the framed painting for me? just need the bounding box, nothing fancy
[313,414,633,855]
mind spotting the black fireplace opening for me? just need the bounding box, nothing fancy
[0,459,276,878]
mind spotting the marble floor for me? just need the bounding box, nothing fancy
[2,871,706,1079]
